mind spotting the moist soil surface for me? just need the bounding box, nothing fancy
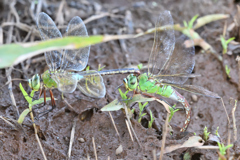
[0,0,240,159]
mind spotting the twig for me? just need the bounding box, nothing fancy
[67,117,77,160]
[237,56,240,92]
[124,104,142,148]
[29,110,47,160]
[108,111,120,137]
[159,113,169,160]
[221,98,230,123]
[0,116,17,130]
[125,119,133,142]
[232,100,237,141]
[92,137,98,160]
[152,149,156,160]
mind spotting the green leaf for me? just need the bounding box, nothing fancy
[188,14,199,29]
[226,37,235,44]
[127,94,155,106]
[225,65,231,78]
[137,63,143,70]
[18,108,30,124]
[19,83,32,104]
[101,99,124,111]
[31,97,52,107]
[194,14,229,29]
[0,35,133,69]
[98,64,105,71]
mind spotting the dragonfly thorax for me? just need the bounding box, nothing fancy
[28,74,41,91]
[123,74,138,91]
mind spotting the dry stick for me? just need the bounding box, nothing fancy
[159,113,169,160]
[232,100,237,141]
[152,149,156,160]
[108,111,120,137]
[0,116,17,130]
[237,56,240,92]
[5,16,19,116]
[67,118,77,160]
[87,153,90,160]
[92,137,98,160]
[55,0,65,25]
[221,98,230,123]
[29,111,47,160]
[125,119,133,142]
[124,104,142,148]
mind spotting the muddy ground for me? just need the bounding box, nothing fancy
[0,0,240,159]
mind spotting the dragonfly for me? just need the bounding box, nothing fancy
[122,11,220,132]
[28,12,140,114]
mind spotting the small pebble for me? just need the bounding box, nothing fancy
[64,137,69,141]
[48,153,51,156]
[191,95,198,102]
[116,145,123,155]
[78,138,85,143]
[98,145,101,149]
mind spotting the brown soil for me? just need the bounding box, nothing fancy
[0,0,240,159]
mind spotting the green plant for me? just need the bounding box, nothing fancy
[137,63,143,70]
[203,126,210,141]
[218,142,233,159]
[215,126,220,137]
[138,102,148,123]
[18,83,52,124]
[225,65,231,78]
[183,14,199,29]
[168,104,178,122]
[98,64,105,71]
[220,36,235,54]
[148,110,155,128]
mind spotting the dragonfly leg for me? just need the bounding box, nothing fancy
[168,89,191,132]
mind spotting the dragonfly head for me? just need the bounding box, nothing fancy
[123,74,138,91]
[28,74,41,91]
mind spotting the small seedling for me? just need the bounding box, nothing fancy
[18,83,52,124]
[98,64,105,71]
[168,104,178,122]
[215,126,220,137]
[138,102,148,123]
[137,63,143,70]
[220,36,235,54]
[225,65,231,78]
[217,142,233,159]
[203,126,210,141]
[183,14,199,29]
[148,110,155,128]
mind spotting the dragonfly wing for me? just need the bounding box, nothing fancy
[51,73,78,93]
[37,12,63,71]
[155,35,195,84]
[148,11,175,75]
[61,16,90,71]
[77,70,106,98]
[163,83,221,98]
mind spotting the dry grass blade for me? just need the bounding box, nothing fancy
[232,100,237,141]
[125,119,133,142]
[237,56,240,91]
[221,98,230,123]
[195,146,219,149]
[108,111,120,137]
[159,113,169,160]
[194,14,229,30]
[67,117,77,160]
[84,13,110,24]
[155,99,170,113]
[152,149,156,160]
[0,116,17,130]
[124,104,142,148]
[92,137,98,160]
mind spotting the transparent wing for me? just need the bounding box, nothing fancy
[51,73,78,93]
[163,83,221,98]
[77,70,106,98]
[154,35,195,84]
[148,11,175,75]
[37,12,62,71]
[60,16,90,71]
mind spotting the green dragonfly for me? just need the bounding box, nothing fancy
[28,12,139,114]
[122,11,220,132]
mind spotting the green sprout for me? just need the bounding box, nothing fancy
[220,36,235,54]
[148,110,155,128]
[225,65,231,78]
[18,83,51,124]
[138,102,148,123]
[168,104,178,122]
[215,126,220,137]
[203,126,210,141]
[183,14,199,29]
[98,64,105,71]
[217,142,233,159]
[137,63,143,70]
